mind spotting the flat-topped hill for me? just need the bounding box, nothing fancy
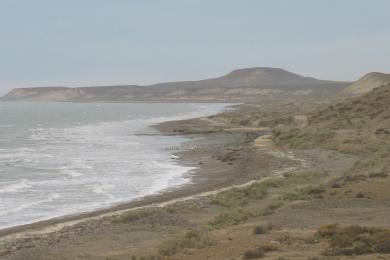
[1,67,347,102]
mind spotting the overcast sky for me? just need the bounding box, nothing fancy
[0,0,389,94]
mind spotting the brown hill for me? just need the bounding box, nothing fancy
[343,72,390,95]
[1,67,347,102]
[310,82,390,131]
[151,67,332,89]
[273,82,390,175]
[275,82,390,143]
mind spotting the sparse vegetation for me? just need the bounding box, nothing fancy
[112,208,156,223]
[317,224,390,256]
[243,247,265,259]
[158,229,214,256]
[253,225,268,235]
[257,201,285,216]
[273,128,336,149]
[257,241,279,252]
[209,208,252,229]
[243,241,279,258]
[211,178,284,207]
[279,184,325,201]
[253,222,276,235]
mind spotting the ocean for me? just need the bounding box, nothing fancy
[0,102,229,229]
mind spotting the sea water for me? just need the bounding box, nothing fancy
[0,102,229,229]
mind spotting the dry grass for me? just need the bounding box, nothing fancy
[209,208,252,229]
[279,184,325,201]
[317,224,390,256]
[112,208,156,223]
[211,178,284,207]
[257,241,279,252]
[158,229,214,256]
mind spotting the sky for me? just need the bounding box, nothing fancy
[0,0,389,94]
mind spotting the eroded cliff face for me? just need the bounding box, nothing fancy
[1,67,348,102]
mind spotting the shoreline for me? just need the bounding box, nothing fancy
[0,105,257,236]
[0,103,235,234]
[0,131,259,235]
[0,133,238,237]
[0,106,303,258]
[0,130,296,246]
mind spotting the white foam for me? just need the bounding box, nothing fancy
[0,102,232,229]
[91,183,115,200]
[62,170,84,178]
[0,193,61,216]
[0,179,32,194]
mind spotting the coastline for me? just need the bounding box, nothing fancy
[0,106,301,257]
[0,133,245,237]
[0,102,234,233]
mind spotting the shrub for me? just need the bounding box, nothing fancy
[279,185,324,201]
[316,224,390,256]
[211,178,284,207]
[273,127,336,149]
[158,229,214,256]
[257,201,285,216]
[253,225,268,235]
[209,208,252,229]
[252,222,276,235]
[283,171,327,184]
[317,224,338,237]
[239,118,250,125]
[258,241,279,252]
[243,247,265,259]
[369,171,388,178]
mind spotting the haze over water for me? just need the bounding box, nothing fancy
[0,102,228,229]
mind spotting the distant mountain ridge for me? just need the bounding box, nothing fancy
[1,67,347,102]
[343,72,390,95]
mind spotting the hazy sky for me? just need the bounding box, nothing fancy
[0,0,389,94]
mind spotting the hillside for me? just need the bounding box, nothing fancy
[311,82,390,131]
[274,81,390,174]
[343,72,390,95]
[1,67,347,102]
